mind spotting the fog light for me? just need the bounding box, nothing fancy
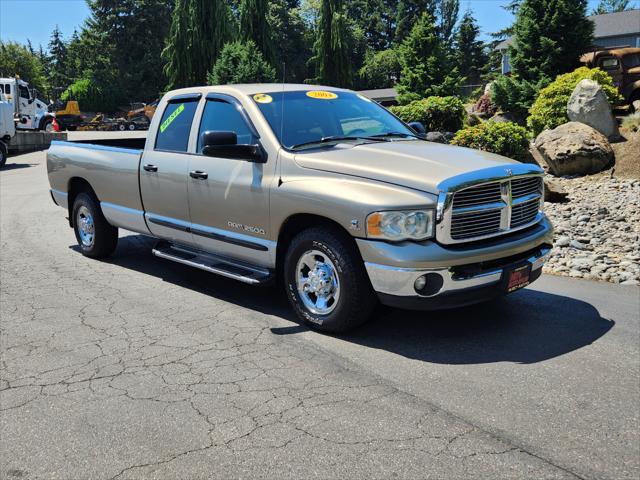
[414,272,444,296]
[414,275,427,291]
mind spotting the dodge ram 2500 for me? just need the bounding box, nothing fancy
[47,84,553,332]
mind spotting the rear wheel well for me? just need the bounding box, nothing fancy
[276,214,358,279]
[67,178,98,227]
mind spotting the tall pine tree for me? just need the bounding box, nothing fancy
[48,26,67,90]
[396,12,461,103]
[454,10,487,85]
[395,0,437,45]
[313,0,352,87]
[163,0,233,88]
[509,0,594,83]
[239,0,272,61]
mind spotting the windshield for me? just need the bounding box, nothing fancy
[251,90,414,150]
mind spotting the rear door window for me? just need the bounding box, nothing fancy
[155,99,199,152]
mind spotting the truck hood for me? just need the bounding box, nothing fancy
[294,140,521,193]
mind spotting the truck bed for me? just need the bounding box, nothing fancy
[47,139,147,233]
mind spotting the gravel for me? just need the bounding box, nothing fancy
[542,174,640,285]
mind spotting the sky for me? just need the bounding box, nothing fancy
[1,0,638,49]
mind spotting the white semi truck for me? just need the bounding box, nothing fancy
[0,88,16,167]
[0,77,54,132]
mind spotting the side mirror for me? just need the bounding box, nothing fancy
[28,98,34,104]
[201,130,266,163]
[408,121,426,135]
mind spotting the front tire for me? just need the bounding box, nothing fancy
[72,192,118,258]
[284,227,377,333]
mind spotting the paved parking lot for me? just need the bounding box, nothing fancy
[1,147,639,479]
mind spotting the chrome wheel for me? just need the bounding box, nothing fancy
[44,121,54,133]
[296,249,340,315]
[77,206,95,247]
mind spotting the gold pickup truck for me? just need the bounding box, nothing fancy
[47,84,553,332]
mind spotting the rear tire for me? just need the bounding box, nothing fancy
[0,142,7,168]
[72,192,118,258]
[284,226,377,333]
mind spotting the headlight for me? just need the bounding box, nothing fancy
[366,210,434,241]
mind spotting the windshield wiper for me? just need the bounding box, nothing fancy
[368,131,423,140]
[290,135,384,150]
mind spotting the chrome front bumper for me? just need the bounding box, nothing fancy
[365,246,551,298]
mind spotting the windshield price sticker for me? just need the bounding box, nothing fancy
[160,103,185,133]
[253,93,273,104]
[306,90,338,100]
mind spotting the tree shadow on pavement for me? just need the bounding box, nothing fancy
[82,233,615,366]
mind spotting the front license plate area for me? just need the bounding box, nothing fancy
[503,263,532,293]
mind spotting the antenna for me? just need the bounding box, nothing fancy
[279,62,286,145]
[277,62,286,187]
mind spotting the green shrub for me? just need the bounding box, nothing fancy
[528,67,623,136]
[491,76,546,118]
[389,96,465,132]
[451,121,530,161]
[208,40,276,85]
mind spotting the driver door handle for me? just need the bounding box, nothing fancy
[189,170,208,180]
[143,164,158,172]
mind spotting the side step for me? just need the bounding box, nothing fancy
[152,241,272,285]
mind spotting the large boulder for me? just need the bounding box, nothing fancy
[534,122,614,176]
[567,79,619,139]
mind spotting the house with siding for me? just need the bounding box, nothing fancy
[497,9,640,74]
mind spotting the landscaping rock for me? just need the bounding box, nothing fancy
[544,178,568,203]
[489,111,525,125]
[425,131,447,144]
[567,79,620,140]
[542,174,640,285]
[534,122,614,176]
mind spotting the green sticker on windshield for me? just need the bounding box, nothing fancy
[160,103,185,133]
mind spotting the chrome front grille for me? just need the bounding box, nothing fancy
[437,172,544,244]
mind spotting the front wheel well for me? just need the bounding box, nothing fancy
[275,214,359,279]
[67,177,98,227]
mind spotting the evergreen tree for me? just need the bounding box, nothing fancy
[396,12,461,103]
[592,0,631,14]
[239,0,272,61]
[48,26,67,90]
[395,0,437,45]
[313,0,352,87]
[437,0,459,45]
[453,10,487,85]
[85,0,174,101]
[509,0,594,84]
[163,0,233,88]
[347,0,396,51]
[268,0,311,82]
[208,40,276,84]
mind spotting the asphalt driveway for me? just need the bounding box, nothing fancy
[1,148,638,479]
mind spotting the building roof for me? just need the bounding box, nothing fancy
[357,88,398,101]
[591,9,640,38]
[495,9,640,50]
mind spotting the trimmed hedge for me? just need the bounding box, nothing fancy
[528,67,622,136]
[451,121,530,161]
[389,96,465,132]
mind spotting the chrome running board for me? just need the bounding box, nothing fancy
[152,241,272,285]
